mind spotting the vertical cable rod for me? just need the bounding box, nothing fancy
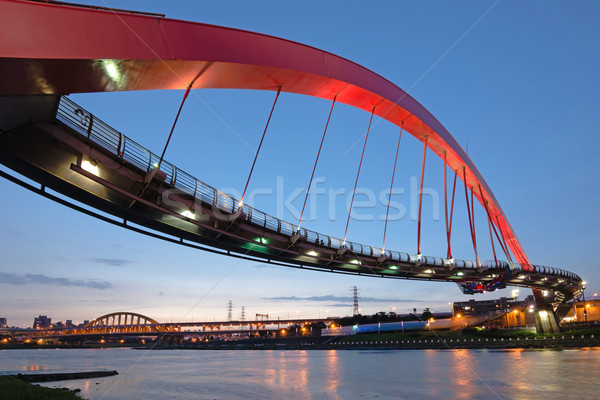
[158,81,194,168]
[487,216,498,266]
[297,96,337,231]
[343,108,375,245]
[470,185,481,266]
[239,85,282,206]
[443,154,458,259]
[381,122,404,253]
[463,167,480,266]
[496,215,514,264]
[477,184,501,266]
[416,136,428,255]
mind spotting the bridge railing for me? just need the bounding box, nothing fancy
[54,96,581,282]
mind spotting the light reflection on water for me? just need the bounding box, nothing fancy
[325,350,340,399]
[0,348,599,399]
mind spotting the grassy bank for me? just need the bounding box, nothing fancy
[0,376,83,399]
[335,326,600,344]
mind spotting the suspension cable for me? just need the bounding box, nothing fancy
[487,215,498,267]
[239,85,282,207]
[447,169,458,259]
[416,136,428,255]
[444,152,449,255]
[492,221,510,260]
[443,153,457,259]
[297,96,337,231]
[381,122,404,253]
[496,215,514,263]
[477,184,500,266]
[343,108,375,245]
[158,81,195,168]
[490,216,510,261]
[470,186,481,266]
[463,167,480,266]
[495,212,528,268]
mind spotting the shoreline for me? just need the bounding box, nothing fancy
[3,330,599,352]
[145,334,600,351]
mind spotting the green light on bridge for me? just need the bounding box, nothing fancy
[254,237,269,245]
[241,242,270,253]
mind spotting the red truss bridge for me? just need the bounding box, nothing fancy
[0,1,584,331]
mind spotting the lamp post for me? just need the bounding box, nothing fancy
[582,281,588,323]
[583,290,588,323]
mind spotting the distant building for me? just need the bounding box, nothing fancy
[452,295,534,317]
[561,299,600,323]
[33,315,52,329]
[0,318,7,328]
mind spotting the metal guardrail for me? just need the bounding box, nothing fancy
[54,96,581,281]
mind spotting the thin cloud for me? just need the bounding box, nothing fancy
[262,295,422,303]
[92,258,135,267]
[0,272,111,290]
[325,303,353,308]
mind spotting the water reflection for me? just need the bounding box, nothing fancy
[450,349,482,399]
[325,350,340,399]
[1,348,599,400]
[262,351,310,397]
[294,350,309,395]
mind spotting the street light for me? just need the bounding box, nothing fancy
[582,287,588,323]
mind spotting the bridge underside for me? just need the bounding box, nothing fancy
[0,95,582,304]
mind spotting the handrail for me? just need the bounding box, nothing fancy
[55,96,581,282]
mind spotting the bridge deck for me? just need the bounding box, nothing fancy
[0,95,583,301]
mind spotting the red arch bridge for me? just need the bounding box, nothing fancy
[0,1,584,333]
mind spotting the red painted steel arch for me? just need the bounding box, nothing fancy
[0,0,530,268]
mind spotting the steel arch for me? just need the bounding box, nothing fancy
[85,312,159,327]
[0,0,527,268]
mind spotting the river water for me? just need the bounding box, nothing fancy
[0,348,598,399]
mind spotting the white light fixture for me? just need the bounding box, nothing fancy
[81,160,99,176]
[307,250,318,257]
[103,60,120,80]
[181,210,195,219]
[349,259,360,265]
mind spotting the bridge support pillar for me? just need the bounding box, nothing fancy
[535,307,560,334]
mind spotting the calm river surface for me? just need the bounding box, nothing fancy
[1,348,599,399]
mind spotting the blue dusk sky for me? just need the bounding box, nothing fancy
[1,1,599,327]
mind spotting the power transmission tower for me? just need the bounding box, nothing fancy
[226,300,233,322]
[351,286,360,316]
[240,306,246,322]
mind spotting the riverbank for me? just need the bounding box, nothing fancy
[4,327,600,351]
[0,376,83,399]
[148,327,600,350]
